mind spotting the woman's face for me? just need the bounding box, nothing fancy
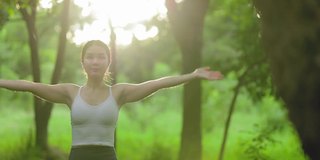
[82,44,109,79]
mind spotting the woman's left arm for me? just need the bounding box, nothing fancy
[117,67,223,105]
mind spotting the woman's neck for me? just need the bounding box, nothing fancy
[85,78,106,89]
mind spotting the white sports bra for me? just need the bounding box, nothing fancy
[71,86,119,147]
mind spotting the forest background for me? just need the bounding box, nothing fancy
[0,0,311,160]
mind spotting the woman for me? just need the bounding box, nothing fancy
[0,40,223,160]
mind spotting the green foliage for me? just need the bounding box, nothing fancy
[244,123,280,160]
[48,105,71,153]
[0,0,17,30]
[145,141,175,160]
[204,0,273,102]
[0,9,9,29]
[0,83,308,160]
[0,1,308,160]
[0,107,34,160]
[117,34,180,83]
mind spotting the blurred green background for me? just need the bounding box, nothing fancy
[0,0,309,160]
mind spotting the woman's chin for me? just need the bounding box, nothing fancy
[87,73,104,79]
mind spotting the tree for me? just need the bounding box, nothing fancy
[165,0,208,159]
[4,0,71,158]
[203,1,271,159]
[253,0,320,159]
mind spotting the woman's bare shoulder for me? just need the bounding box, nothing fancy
[59,83,80,91]
[60,83,80,108]
[111,83,133,93]
[110,83,125,94]
[110,83,132,106]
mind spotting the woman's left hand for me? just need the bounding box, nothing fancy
[193,67,223,80]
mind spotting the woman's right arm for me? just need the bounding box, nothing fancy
[0,80,76,105]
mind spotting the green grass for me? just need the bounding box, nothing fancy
[48,105,72,153]
[0,106,35,160]
[0,90,309,160]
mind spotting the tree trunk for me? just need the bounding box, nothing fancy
[18,0,46,149]
[40,0,71,153]
[218,63,256,160]
[18,0,70,153]
[253,0,320,159]
[165,0,208,159]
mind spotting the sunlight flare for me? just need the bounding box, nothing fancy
[39,0,53,9]
[72,0,166,46]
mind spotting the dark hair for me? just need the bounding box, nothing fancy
[81,40,112,83]
[81,40,111,64]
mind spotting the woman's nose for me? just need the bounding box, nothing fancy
[92,57,100,64]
